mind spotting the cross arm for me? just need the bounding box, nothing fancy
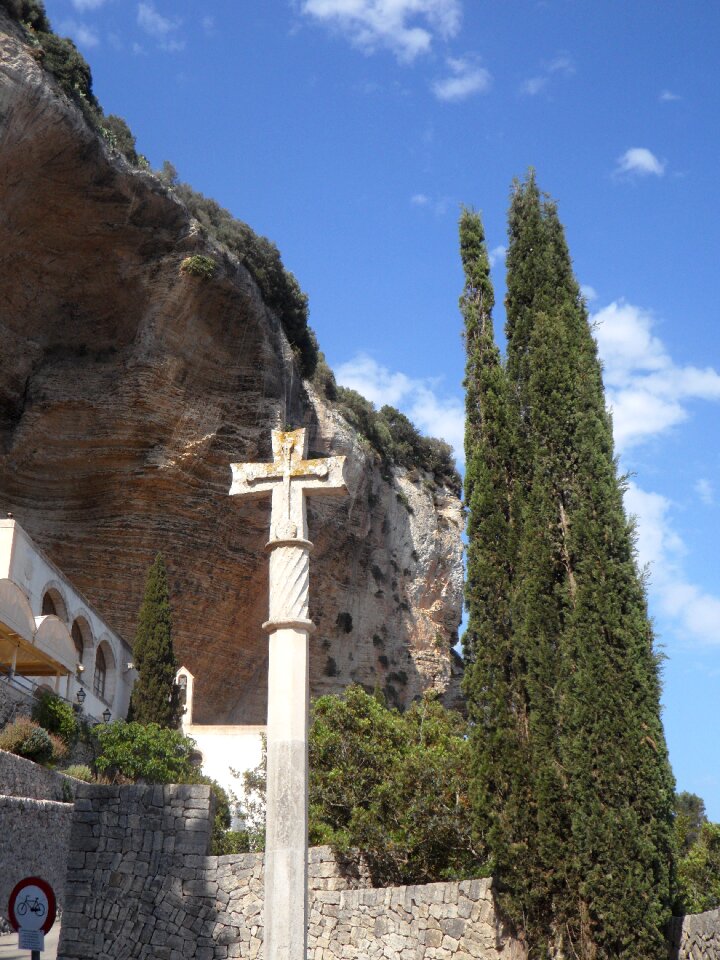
[229,461,278,498]
[301,455,348,496]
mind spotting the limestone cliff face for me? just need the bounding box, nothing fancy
[0,13,464,723]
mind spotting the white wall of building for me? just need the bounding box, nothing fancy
[0,520,135,721]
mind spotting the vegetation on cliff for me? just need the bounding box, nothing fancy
[127,554,182,729]
[331,387,460,493]
[462,176,676,958]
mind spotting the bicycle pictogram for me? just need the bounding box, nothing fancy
[16,895,46,919]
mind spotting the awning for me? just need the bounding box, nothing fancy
[0,579,75,678]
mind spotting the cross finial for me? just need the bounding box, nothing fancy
[229,428,347,544]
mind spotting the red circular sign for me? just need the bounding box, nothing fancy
[8,877,56,934]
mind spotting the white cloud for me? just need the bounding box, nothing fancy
[409,193,451,215]
[520,76,547,96]
[580,284,598,302]
[614,147,666,178]
[695,478,714,505]
[592,300,720,451]
[202,15,215,35]
[433,55,491,101]
[137,2,185,50]
[71,0,108,9]
[59,19,100,46]
[625,482,720,645]
[659,89,681,102]
[334,353,464,462]
[489,244,506,268]
[520,54,574,96]
[548,55,575,75]
[300,0,461,62]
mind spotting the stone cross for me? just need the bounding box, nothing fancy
[229,428,347,960]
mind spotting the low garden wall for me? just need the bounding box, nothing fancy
[0,746,79,801]
[58,783,523,960]
[0,794,74,926]
[53,781,720,960]
[0,677,35,727]
[0,749,78,927]
[670,908,720,960]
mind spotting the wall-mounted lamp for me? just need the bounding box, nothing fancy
[102,708,111,723]
[76,687,86,704]
[76,663,85,673]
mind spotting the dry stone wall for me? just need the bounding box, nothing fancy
[0,747,79,802]
[0,751,78,926]
[59,783,523,960]
[0,794,74,925]
[670,909,720,960]
[0,678,35,727]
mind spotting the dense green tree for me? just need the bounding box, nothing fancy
[675,791,707,857]
[127,554,182,728]
[458,208,534,912]
[309,686,479,886]
[675,820,720,915]
[463,176,676,958]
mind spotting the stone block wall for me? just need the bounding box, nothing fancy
[58,783,218,960]
[0,677,35,727]
[670,908,720,960]
[0,795,74,925]
[0,749,78,927]
[0,747,79,801]
[58,783,522,960]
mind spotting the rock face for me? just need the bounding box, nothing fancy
[0,13,464,723]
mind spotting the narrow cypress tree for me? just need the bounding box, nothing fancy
[459,209,535,925]
[127,553,182,728]
[500,173,675,958]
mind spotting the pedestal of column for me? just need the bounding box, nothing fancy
[262,539,314,960]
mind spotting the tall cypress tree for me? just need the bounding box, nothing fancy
[127,553,182,728]
[459,208,536,925]
[464,175,676,958]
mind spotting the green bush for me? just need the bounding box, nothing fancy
[180,255,217,280]
[48,732,68,764]
[100,114,139,165]
[0,0,50,31]
[675,821,720,915]
[0,717,53,762]
[32,689,79,744]
[93,721,196,784]
[333,388,459,493]
[39,32,96,106]
[60,763,94,782]
[213,830,252,855]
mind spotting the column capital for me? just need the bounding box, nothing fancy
[262,618,316,634]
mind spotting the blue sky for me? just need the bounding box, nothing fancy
[43,0,720,816]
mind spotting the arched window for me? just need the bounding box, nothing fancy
[93,646,106,699]
[71,622,84,663]
[42,593,57,617]
[41,587,68,623]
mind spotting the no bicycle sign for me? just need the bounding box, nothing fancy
[8,877,56,954]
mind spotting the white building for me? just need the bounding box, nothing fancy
[177,665,265,824]
[0,518,135,722]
